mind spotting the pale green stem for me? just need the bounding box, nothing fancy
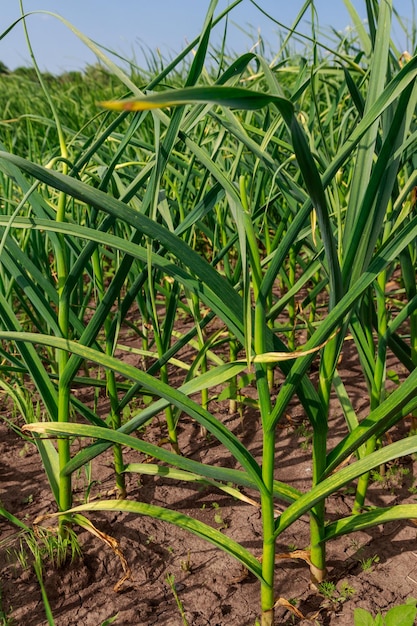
[260,425,276,625]
[228,338,239,415]
[54,149,71,528]
[56,198,72,526]
[309,336,340,585]
[191,292,208,411]
[308,427,328,586]
[152,316,178,450]
[147,252,179,453]
[288,245,296,351]
[308,270,320,335]
[255,306,275,620]
[401,246,417,431]
[262,216,275,392]
[353,270,388,513]
[159,363,178,452]
[240,175,276,620]
[19,0,72,528]
[105,365,127,497]
[92,248,126,497]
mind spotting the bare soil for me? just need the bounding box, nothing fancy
[1,338,417,625]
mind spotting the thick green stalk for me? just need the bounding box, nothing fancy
[308,270,321,334]
[154,329,178,452]
[260,422,276,626]
[308,426,328,586]
[56,192,72,523]
[50,140,72,526]
[190,291,209,412]
[105,357,127,497]
[19,0,73,528]
[288,244,297,351]
[257,343,275,623]
[309,335,341,585]
[255,327,275,620]
[400,245,417,431]
[146,251,179,453]
[91,248,126,498]
[240,176,276,622]
[228,338,239,414]
[353,270,388,512]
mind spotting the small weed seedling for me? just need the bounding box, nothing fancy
[212,502,229,530]
[339,581,356,601]
[370,463,410,490]
[318,580,337,600]
[294,421,313,450]
[318,579,355,609]
[166,573,188,626]
[12,525,81,573]
[360,555,380,572]
[180,550,192,573]
[8,525,80,626]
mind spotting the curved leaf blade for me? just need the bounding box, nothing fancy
[62,499,264,582]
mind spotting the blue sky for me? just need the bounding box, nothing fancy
[1,1,415,74]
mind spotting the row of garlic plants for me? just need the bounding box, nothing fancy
[1,1,417,623]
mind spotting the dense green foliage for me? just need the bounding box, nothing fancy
[1,0,417,623]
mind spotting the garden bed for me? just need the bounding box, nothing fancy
[1,2,417,624]
[1,340,417,625]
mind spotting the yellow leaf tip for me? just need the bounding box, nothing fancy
[98,100,126,111]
